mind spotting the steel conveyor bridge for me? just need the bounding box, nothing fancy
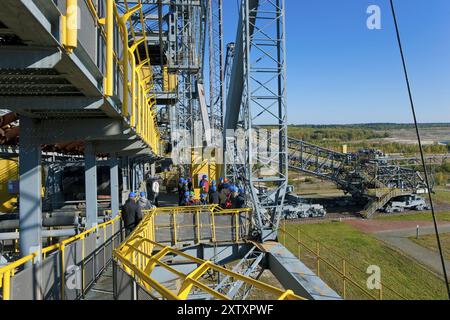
[287,136,429,218]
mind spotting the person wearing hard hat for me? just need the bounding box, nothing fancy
[187,178,194,192]
[218,177,225,192]
[122,192,143,236]
[232,188,246,209]
[200,192,208,205]
[178,178,185,205]
[181,191,190,206]
[199,175,209,193]
[209,186,220,205]
[138,191,153,210]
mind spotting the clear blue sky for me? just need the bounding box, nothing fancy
[220,0,450,124]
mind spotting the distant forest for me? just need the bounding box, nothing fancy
[289,123,450,130]
[286,123,450,186]
[287,124,450,155]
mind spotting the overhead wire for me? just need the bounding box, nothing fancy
[389,0,450,299]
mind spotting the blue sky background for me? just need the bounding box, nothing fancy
[220,0,450,124]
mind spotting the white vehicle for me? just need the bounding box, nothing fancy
[383,195,430,213]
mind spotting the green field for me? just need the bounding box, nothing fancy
[282,222,448,300]
[434,191,450,204]
[410,233,450,260]
[375,211,450,222]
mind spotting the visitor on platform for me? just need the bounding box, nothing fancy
[181,191,190,206]
[199,175,209,192]
[209,186,220,205]
[187,178,194,192]
[200,192,208,205]
[218,177,225,192]
[178,178,185,205]
[150,178,160,207]
[122,192,143,236]
[189,191,200,206]
[232,188,246,209]
[138,191,153,210]
[219,185,232,209]
[209,180,217,198]
[222,178,230,191]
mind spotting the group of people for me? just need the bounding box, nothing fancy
[178,176,246,209]
[122,175,247,237]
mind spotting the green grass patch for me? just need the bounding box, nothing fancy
[434,191,450,204]
[375,211,450,222]
[282,222,448,300]
[410,233,450,260]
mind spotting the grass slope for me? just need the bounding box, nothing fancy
[410,233,450,260]
[375,211,450,222]
[283,222,448,300]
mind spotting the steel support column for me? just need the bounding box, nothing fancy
[85,142,98,228]
[19,117,43,260]
[110,155,120,218]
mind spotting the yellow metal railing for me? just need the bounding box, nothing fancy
[279,221,407,300]
[149,205,252,244]
[0,216,121,300]
[114,206,305,300]
[61,0,160,154]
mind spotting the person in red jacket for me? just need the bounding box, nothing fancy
[199,175,209,193]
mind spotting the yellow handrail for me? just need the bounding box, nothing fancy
[114,206,305,300]
[0,216,121,300]
[61,0,160,154]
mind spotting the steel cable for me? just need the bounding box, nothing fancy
[390,0,450,299]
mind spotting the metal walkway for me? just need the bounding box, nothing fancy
[0,206,318,300]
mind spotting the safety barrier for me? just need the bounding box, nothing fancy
[150,205,252,245]
[279,221,407,300]
[0,216,122,300]
[56,0,160,153]
[113,206,304,300]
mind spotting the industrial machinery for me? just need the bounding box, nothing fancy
[0,0,442,302]
[383,194,430,214]
[282,186,326,220]
[287,137,429,218]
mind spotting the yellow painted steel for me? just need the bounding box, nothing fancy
[104,0,114,96]
[75,0,160,154]
[114,206,305,300]
[191,149,221,198]
[64,0,78,53]
[0,216,120,300]
[163,66,178,92]
[0,158,18,212]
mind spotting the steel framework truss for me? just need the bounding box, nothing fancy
[208,0,225,133]
[287,137,428,197]
[238,0,288,240]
